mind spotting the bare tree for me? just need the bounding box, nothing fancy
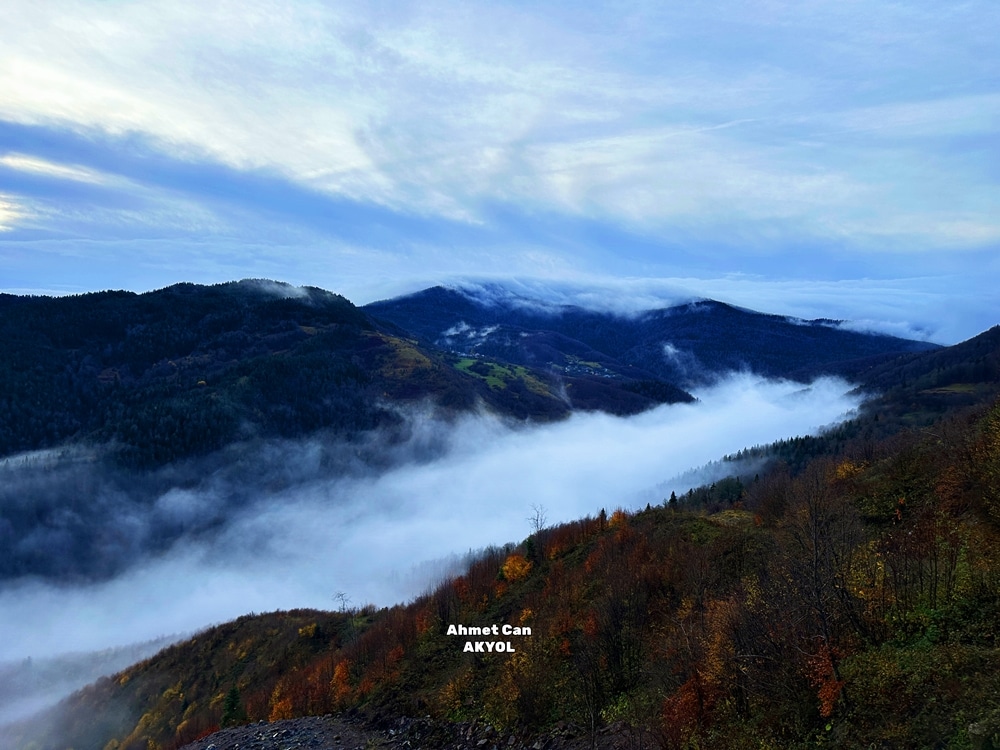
[528,503,548,534]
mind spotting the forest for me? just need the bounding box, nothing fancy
[0,280,695,473]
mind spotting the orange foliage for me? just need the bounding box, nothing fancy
[661,675,714,747]
[330,660,353,708]
[415,607,434,635]
[805,643,845,718]
[268,684,293,722]
[386,644,405,666]
[357,677,375,697]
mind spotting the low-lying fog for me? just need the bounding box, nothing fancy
[0,373,862,724]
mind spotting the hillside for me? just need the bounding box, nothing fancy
[16,382,1000,750]
[363,284,940,388]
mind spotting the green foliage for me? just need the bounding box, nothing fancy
[220,685,246,727]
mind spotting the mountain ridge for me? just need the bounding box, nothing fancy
[363,284,939,389]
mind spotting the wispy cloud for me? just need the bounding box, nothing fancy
[0,153,115,185]
[2,1,995,237]
[0,193,27,231]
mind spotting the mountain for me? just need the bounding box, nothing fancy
[0,281,971,586]
[0,280,696,471]
[0,279,941,472]
[363,284,940,388]
[856,325,1000,424]
[0,280,689,585]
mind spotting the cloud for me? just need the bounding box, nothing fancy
[444,277,700,318]
[0,193,27,231]
[0,153,114,185]
[2,0,996,250]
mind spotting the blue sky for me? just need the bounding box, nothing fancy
[0,0,997,343]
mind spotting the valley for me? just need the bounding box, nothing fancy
[1,280,997,750]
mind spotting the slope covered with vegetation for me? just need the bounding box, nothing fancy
[18,382,1000,749]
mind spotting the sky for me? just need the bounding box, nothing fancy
[1,0,998,343]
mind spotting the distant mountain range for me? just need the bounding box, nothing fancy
[1,279,940,470]
[1,280,990,585]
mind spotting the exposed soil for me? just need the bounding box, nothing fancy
[178,714,655,750]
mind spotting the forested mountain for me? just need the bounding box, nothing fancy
[14,383,1000,750]
[0,280,692,584]
[0,280,698,471]
[363,284,940,387]
[0,279,941,472]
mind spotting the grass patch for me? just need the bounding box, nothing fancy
[453,358,550,394]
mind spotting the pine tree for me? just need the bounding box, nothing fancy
[221,684,246,727]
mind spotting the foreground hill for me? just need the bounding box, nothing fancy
[363,284,939,388]
[16,377,1000,749]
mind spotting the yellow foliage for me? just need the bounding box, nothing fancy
[700,598,737,689]
[162,682,183,702]
[484,651,531,730]
[834,459,865,481]
[846,538,889,611]
[438,668,474,715]
[502,553,532,582]
[609,509,629,528]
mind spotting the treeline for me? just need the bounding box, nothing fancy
[0,282,380,466]
[23,395,1000,750]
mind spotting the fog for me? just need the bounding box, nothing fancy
[0,373,862,723]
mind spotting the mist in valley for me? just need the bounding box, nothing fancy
[0,372,863,725]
